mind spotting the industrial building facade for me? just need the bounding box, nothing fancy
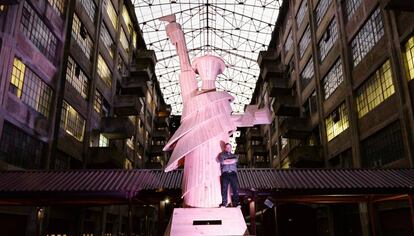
[0,0,171,234]
[237,0,414,173]
[235,0,414,235]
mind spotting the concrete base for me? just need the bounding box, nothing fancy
[164,207,249,236]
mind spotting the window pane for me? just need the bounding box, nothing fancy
[0,122,45,169]
[132,30,137,49]
[284,30,293,54]
[20,1,58,62]
[120,27,129,53]
[105,0,118,30]
[300,57,314,90]
[299,25,311,58]
[10,58,53,117]
[361,121,404,167]
[72,14,93,59]
[21,67,53,117]
[318,18,338,62]
[100,23,115,57]
[345,0,362,20]
[325,102,349,141]
[60,100,85,141]
[93,90,102,114]
[47,0,66,16]
[9,58,25,97]
[122,5,133,34]
[66,56,89,99]
[351,8,384,67]
[97,54,112,87]
[356,60,395,118]
[99,134,109,147]
[79,0,96,22]
[296,0,308,27]
[322,58,343,99]
[403,36,414,81]
[315,0,331,25]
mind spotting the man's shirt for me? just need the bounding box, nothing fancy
[219,151,238,173]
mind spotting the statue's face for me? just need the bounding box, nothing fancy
[225,144,232,152]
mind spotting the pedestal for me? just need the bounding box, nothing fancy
[164,208,249,236]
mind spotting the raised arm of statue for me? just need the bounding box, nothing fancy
[159,14,198,104]
[231,105,272,127]
[159,15,192,72]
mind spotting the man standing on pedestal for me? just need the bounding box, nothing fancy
[219,143,240,208]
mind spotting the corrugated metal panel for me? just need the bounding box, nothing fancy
[0,168,413,198]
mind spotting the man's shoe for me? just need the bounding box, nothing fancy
[219,203,226,208]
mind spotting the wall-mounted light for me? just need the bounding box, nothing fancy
[36,207,45,220]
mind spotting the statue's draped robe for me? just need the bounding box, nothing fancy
[161,20,271,208]
[163,82,237,207]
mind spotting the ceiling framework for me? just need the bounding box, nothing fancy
[134,0,281,115]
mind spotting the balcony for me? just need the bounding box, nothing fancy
[152,129,169,140]
[130,49,157,81]
[257,50,277,64]
[235,134,246,144]
[254,161,270,168]
[381,0,414,11]
[145,161,163,169]
[100,117,134,139]
[248,128,262,141]
[288,145,323,168]
[268,76,291,97]
[252,144,268,156]
[235,144,246,154]
[157,104,172,117]
[273,95,300,116]
[147,144,165,156]
[120,75,147,97]
[113,95,142,116]
[279,117,312,139]
[257,51,284,81]
[154,116,169,128]
[88,146,124,168]
[2,0,20,4]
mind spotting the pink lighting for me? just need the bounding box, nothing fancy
[160,14,271,208]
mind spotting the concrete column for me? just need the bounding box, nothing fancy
[94,207,107,236]
[47,0,76,169]
[100,207,107,236]
[111,206,120,236]
[359,203,371,236]
[25,207,44,236]
[127,203,133,236]
[326,206,335,236]
[249,199,256,235]
[117,206,124,236]
[74,207,85,236]
[368,202,378,236]
[408,194,414,234]
[273,204,279,236]
[158,200,166,236]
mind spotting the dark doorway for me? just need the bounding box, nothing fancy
[332,204,363,236]
[277,204,317,236]
[0,213,27,236]
[379,207,412,236]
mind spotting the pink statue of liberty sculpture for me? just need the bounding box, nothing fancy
[159,14,271,208]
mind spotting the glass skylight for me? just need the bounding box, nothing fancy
[134,0,281,115]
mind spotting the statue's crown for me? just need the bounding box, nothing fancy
[192,55,226,90]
